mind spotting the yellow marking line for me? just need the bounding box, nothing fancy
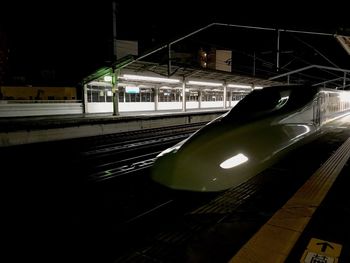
[229,137,350,263]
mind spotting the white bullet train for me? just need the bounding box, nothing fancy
[151,84,350,192]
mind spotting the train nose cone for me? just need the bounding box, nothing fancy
[150,134,254,192]
[151,152,251,192]
[151,121,314,192]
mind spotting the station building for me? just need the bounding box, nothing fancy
[82,60,282,115]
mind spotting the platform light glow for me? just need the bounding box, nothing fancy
[254,86,263,89]
[227,84,252,89]
[120,74,180,83]
[103,75,112,82]
[187,81,223,87]
[339,92,350,102]
[220,153,248,169]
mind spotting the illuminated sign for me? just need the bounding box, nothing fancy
[216,50,232,72]
[125,86,140,94]
[336,35,350,55]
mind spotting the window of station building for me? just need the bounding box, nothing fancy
[90,85,99,102]
[202,89,223,101]
[87,84,112,103]
[159,88,181,102]
[232,93,247,101]
[106,87,113,102]
[120,87,154,102]
[125,92,140,102]
[99,90,105,102]
[118,87,125,102]
[140,88,154,102]
[186,89,199,101]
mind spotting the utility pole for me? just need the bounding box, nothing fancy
[112,1,117,62]
[112,1,119,116]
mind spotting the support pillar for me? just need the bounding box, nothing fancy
[223,83,227,109]
[182,77,186,112]
[154,87,159,111]
[112,69,120,116]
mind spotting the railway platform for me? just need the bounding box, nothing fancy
[0,108,227,147]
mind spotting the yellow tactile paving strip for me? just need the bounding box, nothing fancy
[229,137,350,263]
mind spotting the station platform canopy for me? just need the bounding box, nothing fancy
[82,58,284,89]
[120,61,283,87]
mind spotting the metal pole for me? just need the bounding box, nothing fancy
[223,82,227,109]
[168,44,171,76]
[269,65,350,81]
[83,84,88,114]
[111,1,119,116]
[229,89,232,108]
[154,87,159,111]
[280,28,334,36]
[182,77,186,112]
[112,1,118,62]
[112,69,119,116]
[276,29,280,72]
[119,22,343,72]
[198,89,202,109]
[343,72,347,89]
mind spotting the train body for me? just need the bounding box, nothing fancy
[151,84,350,192]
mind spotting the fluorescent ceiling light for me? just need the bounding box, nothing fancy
[187,81,223,87]
[254,86,263,89]
[120,74,180,83]
[227,84,252,89]
[220,153,248,169]
[104,75,112,82]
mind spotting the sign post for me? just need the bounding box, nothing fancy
[300,238,342,263]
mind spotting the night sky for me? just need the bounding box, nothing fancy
[1,1,349,86]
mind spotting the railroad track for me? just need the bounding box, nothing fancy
[78,122,207,150]
[88,152,159,181]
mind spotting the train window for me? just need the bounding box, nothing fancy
[283,86,318,112]
[226,85,317,120]
[232,88,282,113]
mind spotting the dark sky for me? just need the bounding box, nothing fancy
[1,0,349,85]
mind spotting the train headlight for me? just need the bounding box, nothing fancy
[220,153,248,169]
